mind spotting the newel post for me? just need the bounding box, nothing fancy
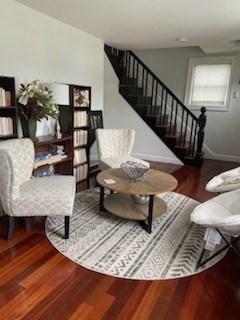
[196,107,207,160]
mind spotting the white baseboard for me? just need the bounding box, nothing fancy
[132,152,183,165]
[203,144,240,163]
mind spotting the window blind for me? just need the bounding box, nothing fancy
[190,64,231,107]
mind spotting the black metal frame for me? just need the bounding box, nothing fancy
[99,186,154,234]
[7,216,70,240]
[197,228,240,268]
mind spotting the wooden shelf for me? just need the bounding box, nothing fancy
[74,144,87,149]
[74,126,89,130]
[0,134,17,139]
[0,106,17,110]
[34,134,73,147]
[73,161,88,168]
[34,155,73,170]
[74,106,90,110]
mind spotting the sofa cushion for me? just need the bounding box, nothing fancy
[12,175,76,217]
[191,188,240,236]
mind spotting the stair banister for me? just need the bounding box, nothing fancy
[105,44,207,165]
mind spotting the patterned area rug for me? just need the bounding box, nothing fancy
[45,189,227,280]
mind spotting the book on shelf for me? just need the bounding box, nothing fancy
[74,164,88,183]
[74,111,88,127]
[34,154,67,169]
[74,130,88,147]
[74,149,87,165]
[0,88,12,107]
[0,117,13,136]
[73,88,90,108]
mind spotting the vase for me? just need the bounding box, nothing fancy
[21,117,37,140]
[20,116,29,138]
[28,119,37,141]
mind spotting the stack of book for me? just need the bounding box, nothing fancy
[0,88,11,106]
[74,130,88,147]
[74,164,88,182]
[74,111,88,127]
[0,117,13,136]
[74,149,87,165]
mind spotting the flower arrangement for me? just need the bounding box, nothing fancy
[17,80,59,140]
[18,80,59,121]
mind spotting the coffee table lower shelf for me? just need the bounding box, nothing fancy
[100,190,167,233]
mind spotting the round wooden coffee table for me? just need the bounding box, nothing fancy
[96,168,178,233]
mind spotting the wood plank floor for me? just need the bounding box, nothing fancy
[0,159,240,320]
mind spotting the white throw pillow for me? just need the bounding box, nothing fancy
[206,167,240,193]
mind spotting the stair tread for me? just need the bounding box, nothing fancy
[155,123,171,128]
[175,141,191,149]
[146,114,169,118]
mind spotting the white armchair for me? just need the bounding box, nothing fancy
[96,129,149,170]
[0,138,76,239]
[191,188,240,267]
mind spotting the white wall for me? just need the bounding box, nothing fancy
[0,0,104,110]
[136,47,240,162]
[0,0,104,156]
[103,55,182,165]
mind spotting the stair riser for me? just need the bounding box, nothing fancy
[120,77,138,86]
[120,87,143,96]
[144,116,157,127]
[127,96,152,106]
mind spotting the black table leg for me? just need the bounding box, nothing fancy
[139,195,154,233]
[100,186,105,211]
[147,195,154,233]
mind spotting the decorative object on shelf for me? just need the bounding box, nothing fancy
[73,87,90,107]
[120,161,149,181]
[131,194,150,205]
[56,119,62,139]
[18,80,59,140]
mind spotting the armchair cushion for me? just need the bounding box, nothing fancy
[12,175,76,217]
[191,189,240,236]
[99,156,150,171]
[206,167,240,193]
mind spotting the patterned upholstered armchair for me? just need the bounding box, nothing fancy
[96,129,149,170]
[0,138,75,239]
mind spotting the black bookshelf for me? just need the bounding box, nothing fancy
[0,76,18,140]
[69,85,91,188]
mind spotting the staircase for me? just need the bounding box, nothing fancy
[105,45,207,166]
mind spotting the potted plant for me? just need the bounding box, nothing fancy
[18,80,59,140]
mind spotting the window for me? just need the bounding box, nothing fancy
[185,57,233,111]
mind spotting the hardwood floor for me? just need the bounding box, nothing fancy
[0,159,240,320]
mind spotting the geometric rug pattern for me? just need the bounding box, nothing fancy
[45,189,227,280]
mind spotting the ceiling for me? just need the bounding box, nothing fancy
[16,0,240,53]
